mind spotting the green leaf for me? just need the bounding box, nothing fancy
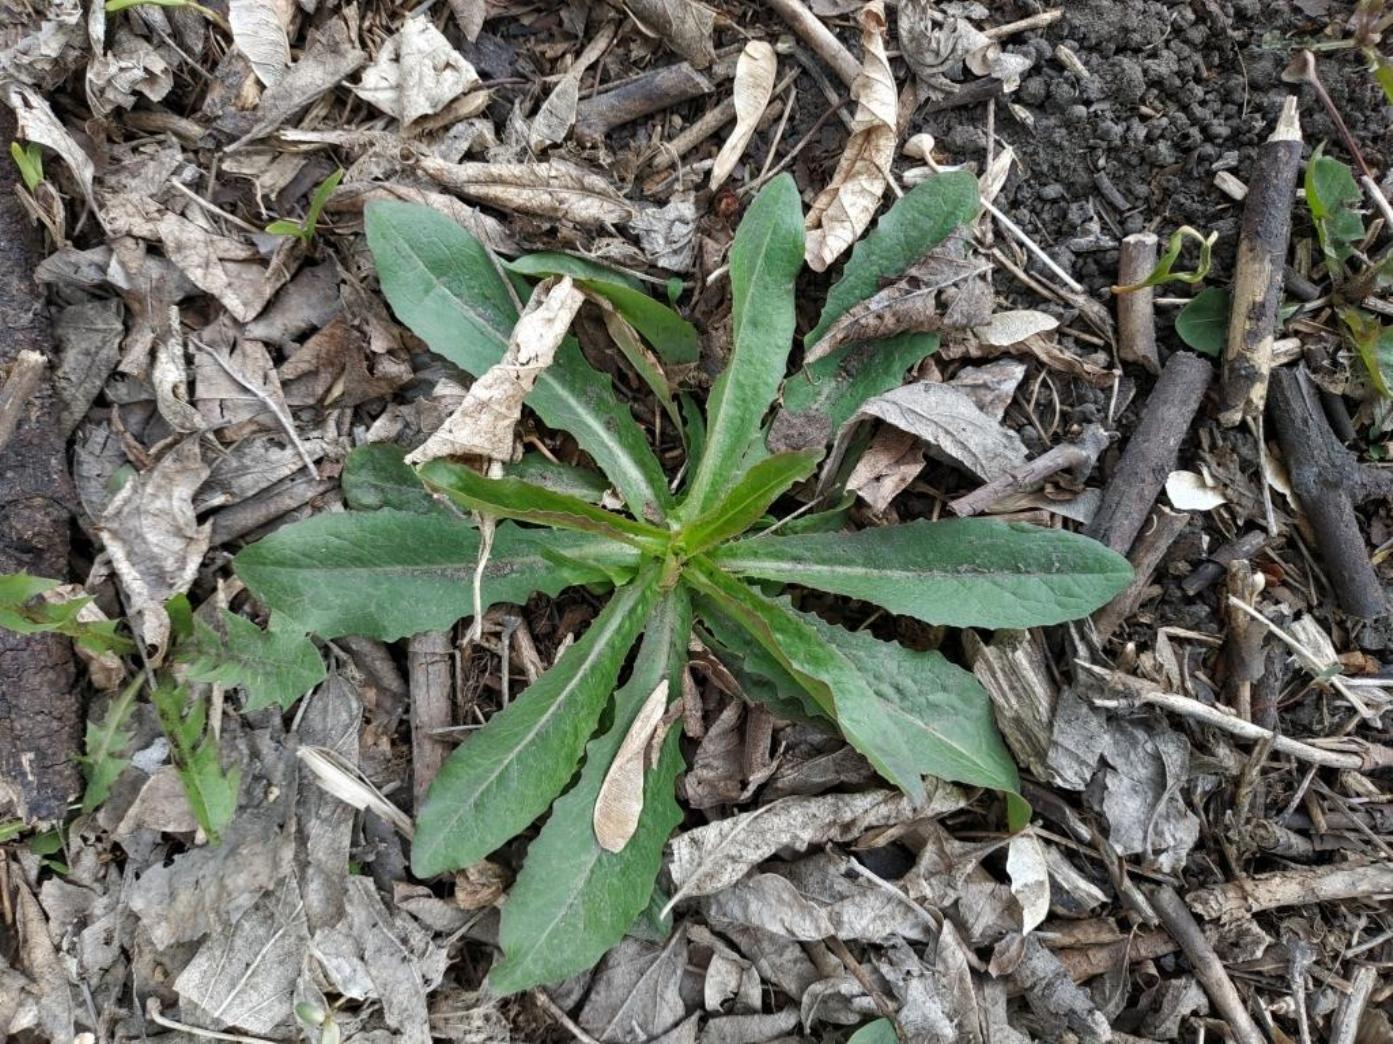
[685,562,1019,804]
[507,454,610,503]
[508,253,699,365]
[776,490,855,535]
[807,171,980,347]
[10,141,43,191]
[1112,226,1216,292]
[490,588,690,993]
[184,611,327,712]
[848,1019,898,1044]
[0,573,134,654]
[412,565,663,876]
[1174,287,1230,356]
[681,175,805,515]
[1339,306,1393,398]
[711,519,1132,629]
[303,167,344,239]
[79,677,141,814]
[698,611,828,722]
[598,304,683,434]
[151,680,240,843]
[771,332,939,451]
[366,201,670,520]
[234,510,639,640]
[418,460,669,551]
[342,444,441,513]
[1375,57,1393,105]
[678,450,820,555]
[265,219,306,239]
[1306,145,1365,276]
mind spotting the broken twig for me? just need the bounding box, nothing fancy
[949,423,1108,517]
[1115,233,1160,374]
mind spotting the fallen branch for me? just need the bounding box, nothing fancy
[1187,862,1393,921]
[949,423,1109,517]
[1219,97,1301,427]
[1330,964,1380,1044]
[1180,529,1267,596]
[1268,367,1391,618]
[1148,886,1266,1044]
[765,0,860,89]
[1083,351,1212,554]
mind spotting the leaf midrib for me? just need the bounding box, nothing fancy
[716,551,1111,584]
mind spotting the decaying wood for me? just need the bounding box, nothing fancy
[1330,963,1379,1044]
[1187,862,1393,921]
[408,629,454,812]
[1091,506,1190,642]
[0,105,79,823]
[1221,561,1266,721]
[948,423,1108,517]
[967,629,1055,779]
[764,0,860,89]
[1268,367,1391,618]
[1115,233,1159,374]
[1180,529,1267,596]
[1219,97,1301,427]
[574,61,714,144]
[0,349,45,455]
[1083,351,1212,554]
[1149,885,1266,1044]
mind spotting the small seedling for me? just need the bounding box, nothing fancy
[266,167,344,242]
[1113,225,1217,293]
[10,141,43,192]
[233,173,1131,993]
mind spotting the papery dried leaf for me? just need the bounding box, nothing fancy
[975,309,1059,346]
[845,426,923,512]
[899,4,990,81]
[1006,832,1050,934]
[407,277,584,464]
[594,680,669,852]
[804,1,897,271]
[157,211,300,323]
[352,16,478,124]
[979,144,1016,207]
[4,81,96,212]
[229,0,292,87]
[419,155,635,225]
[622,0,716,68]
[807,252,989,363]
[710,41,777,190]
[329,181,518,254]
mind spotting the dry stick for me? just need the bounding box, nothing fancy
[0,350,45,455]
[208,475,337,545]
[534,990,604,1044]
[1222,561,1266,721]
[1075,662,1393,771]
[573,61,713,144]
[646,68,800,176]
[1219,96,1302,427]
[1148,886,1266,1044]
[1181,529,1267,596]
[1330,964,1379,1044]
[1268,367,1391,618]
[982,8,1064,39]
[765,0,860,89]
[1083,351,1212,554]
[1115,232,1160,374]
[1187,863,1393,921]
[408,630,454,813]
[1092,507,1191,642]
[949,422,1109,517]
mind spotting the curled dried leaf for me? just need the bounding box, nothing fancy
[804,1,897,271]
[710,42,777,191]
[594,680,670,852]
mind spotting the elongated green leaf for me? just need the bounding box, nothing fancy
[491,589,690,993]
[151,680,240,844]
[711,519,1131,628]
[680,175,804,515]
[342,443,440,513]
[697,610,827,722]
[235,510,638,641]
[0,573,134,653]
[685,562,1019,804]
[508,253,699,365]
[807,172,979,347]
[678,450,819,555]
[79,677,141,814]
[418,460,668,551]
[770,332,939,452]
[1174,287,1229,357]
[412,566,663,876]
[184,611,327,712]
[507,453,610,503]
[366,201,670,520]
[848,1020,898,1044]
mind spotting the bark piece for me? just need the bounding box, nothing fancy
[408,630,453,812]
[1186,862,1393,921]
[966,629,1055,780]
[1083,351,1212,554]
[0,103,79,823]
[1179,529,1267,596]
[1268,367,1390,618]
[1219,97,1302,426]
[1116,232,1160,374]
[574,61,713,144]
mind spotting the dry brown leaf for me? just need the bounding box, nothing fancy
[157,211,300,323]
[229,0,292,88]
[621,0,716,68]
[447,0,486,40]
[418,156,635,226]
[709,41,777,191]
[1006,832,1050,934]
[804,1,897,271]
[4,81,96,214]
[329,181,517,254]
[99,439,210,658]
[153,321,207,434]
[845,426,923,512]
[594,680,670,853]
[408,276,583,465]
[352,16,478,124]
[530,22,617,152]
